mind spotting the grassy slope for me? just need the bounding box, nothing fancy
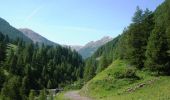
[80,60,170,100]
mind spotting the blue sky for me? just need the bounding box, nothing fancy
[0,0,164,45]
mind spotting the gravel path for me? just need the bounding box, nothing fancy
[64,91,93,100]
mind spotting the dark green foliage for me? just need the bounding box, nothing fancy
[145,26,170,74]
[132,6,144,23]
[0,32,84,99]
[2,41,84,89]
[125,8,154,68]
[1,76,22,100]
[0,68,5,90]
[83,57,97,81]
[0,32,7,63]
[144,0,170,74]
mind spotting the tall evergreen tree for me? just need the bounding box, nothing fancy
[132,6,143,23]
[145,26,170,74]
[126,7,154,68]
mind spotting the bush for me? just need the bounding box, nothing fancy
[114,67,140,79]
[64,79,84,90]
[114,71,124,79]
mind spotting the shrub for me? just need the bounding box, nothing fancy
[114,67,140,79]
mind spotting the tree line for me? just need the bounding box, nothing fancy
[0,32,84,100]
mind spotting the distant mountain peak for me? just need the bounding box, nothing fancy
[70,36,113,59]
[19,28,58,46]
[84,36,113,48]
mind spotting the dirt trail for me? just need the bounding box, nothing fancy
[64,91,93,100]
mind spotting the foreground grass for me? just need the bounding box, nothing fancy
[80,60,170,100]
[55,92,65,100]
[105,76,170,100]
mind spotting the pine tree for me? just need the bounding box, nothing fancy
[145,26,170,74]
[132,6,143,23]
[126,8,154,68]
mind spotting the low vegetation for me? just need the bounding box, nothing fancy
[55,91,70,100]
[80,60,170,100]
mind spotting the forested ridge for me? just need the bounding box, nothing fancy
[0,32,84,100]
[0,18,32,43]
[77,1,170,99]
[83,0,170,82]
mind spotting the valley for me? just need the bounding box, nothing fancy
[0,0,170,100]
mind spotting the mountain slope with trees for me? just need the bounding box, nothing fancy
[80,0,170,99]
[0,31,84,100]
[0,18,32,43]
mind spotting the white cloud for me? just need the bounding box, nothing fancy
[25,6,43,21]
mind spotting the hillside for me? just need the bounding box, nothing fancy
[80,60,170,100]
[83,0,170,82]
[0,0,169,100]
[80,0,170,100]
[19,28,58,46]
[77,36,113,59]
[0,17,32,43]
[0,30,84,100]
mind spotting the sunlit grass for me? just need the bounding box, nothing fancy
[80,60,170,100]
[55,92,70,100]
